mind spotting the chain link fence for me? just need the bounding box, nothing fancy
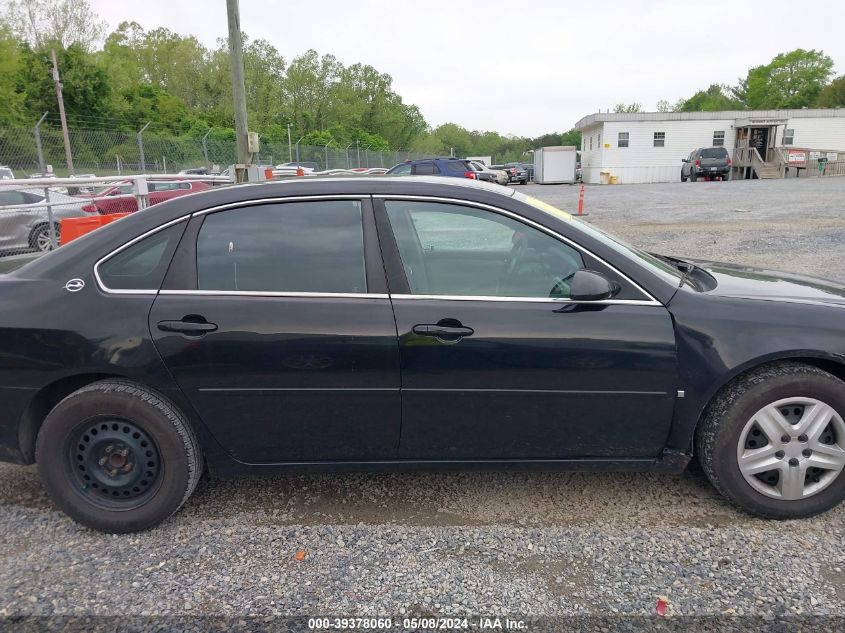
[0,125,435,177]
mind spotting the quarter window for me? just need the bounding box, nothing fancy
[385,201,585,299]
[653,132,666,147]
[196,201,366,293]
[784,129,795,145]
[618,132,629,148]
[98,222,185,291]
[713,131,725,146]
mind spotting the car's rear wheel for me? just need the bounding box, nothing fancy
[690,170,698,182]
[29,223,60,252]
[696,363,845,518]
[36,380,202,532]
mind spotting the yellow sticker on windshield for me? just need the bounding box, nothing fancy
[523,195,572,221]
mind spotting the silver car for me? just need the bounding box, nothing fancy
[0,188,90,254]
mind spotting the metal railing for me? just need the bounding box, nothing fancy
[0,174,227,262]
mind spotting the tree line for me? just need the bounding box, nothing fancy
[2,1,842,166]
[0,0,581,164]
[614,49,843,114]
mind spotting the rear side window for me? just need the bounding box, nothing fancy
[196,200,366,294]
[413,163,439,175]
[98,222,185,291]
[443,161,468,173]
[700,148,728,158]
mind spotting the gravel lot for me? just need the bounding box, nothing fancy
[1,176,845,629]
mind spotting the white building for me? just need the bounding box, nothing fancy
[574,109,845,184]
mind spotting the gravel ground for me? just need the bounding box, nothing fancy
[1,176,845,629]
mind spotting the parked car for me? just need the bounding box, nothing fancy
[80,179,211,214]
[0,166,14,180]
[466,160,498,183]
[506,162,531,184]
[2,176,845,532]
[469,160,508,185]
[520,162,535,181]
[0,188,91,253]
[386,158,477,179]
[682,147,732,182]
[491,163,528,185]
[179,167,215,176]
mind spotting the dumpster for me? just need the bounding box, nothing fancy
[600,171,611,185]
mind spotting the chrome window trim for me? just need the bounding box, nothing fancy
[375,194,662,306]
[93,216,189,295]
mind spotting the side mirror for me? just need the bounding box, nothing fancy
[570,269,621,302]
[681,158,689,163]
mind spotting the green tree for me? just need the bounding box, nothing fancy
[744,49,834,109]
[815,76,845,108]
[613,102,642,113]
[0,27,26,126]
[676,84,744,111]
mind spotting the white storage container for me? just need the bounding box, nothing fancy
[534,146,577,184]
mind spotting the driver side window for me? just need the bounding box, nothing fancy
[384,201,585,298]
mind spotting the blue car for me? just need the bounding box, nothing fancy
[386,158,477,179]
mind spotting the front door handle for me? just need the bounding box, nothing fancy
[157,318,218,335]
[412,321,474,342]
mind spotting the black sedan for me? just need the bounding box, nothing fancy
[1,177,844,532]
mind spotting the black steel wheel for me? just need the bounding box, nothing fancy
[68,418,162,509]
[37,380,202,532]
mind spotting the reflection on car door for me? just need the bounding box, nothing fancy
[149,198,401,463]
[376,198,678,460]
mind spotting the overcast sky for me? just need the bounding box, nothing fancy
[89,0,844,137]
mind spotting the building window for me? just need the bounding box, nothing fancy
[713,131,725,146]
[618,132,629,148]
[653,132,666,147]
[784,129,795,145]
[589,136,593,151]
[598,134,601,147]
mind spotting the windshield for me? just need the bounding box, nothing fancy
[513,191,685,285]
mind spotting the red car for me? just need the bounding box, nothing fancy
[81,180,210,214]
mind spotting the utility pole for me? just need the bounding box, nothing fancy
[226,0,250,165]
[51,49,74,174]
[286,123,293,163]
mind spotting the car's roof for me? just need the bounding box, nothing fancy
[250,175,516,197]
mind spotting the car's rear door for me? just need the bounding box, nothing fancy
[375,197,679,460]
[149,196,401,463]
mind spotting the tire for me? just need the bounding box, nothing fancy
[29,223,60,252]
[689,169,698,182]
[35,379,203,532]
[695,362,845,519]
[680,171,688,183]
[520,179,528,185]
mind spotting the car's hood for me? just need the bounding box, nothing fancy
[690,259,845,307]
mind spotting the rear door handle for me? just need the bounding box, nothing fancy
[157,319,218,335]
[412,324,474,341]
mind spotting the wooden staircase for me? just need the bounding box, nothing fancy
[756,162,781,179]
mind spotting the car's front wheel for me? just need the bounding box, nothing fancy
[696,363,845,518]
[36,380,203,532]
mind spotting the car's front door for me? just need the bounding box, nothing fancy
[149,197,401,463]
[376,198,678,460]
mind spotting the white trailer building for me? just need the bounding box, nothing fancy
[574,109,845,184]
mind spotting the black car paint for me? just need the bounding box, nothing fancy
[1,178,844,476]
